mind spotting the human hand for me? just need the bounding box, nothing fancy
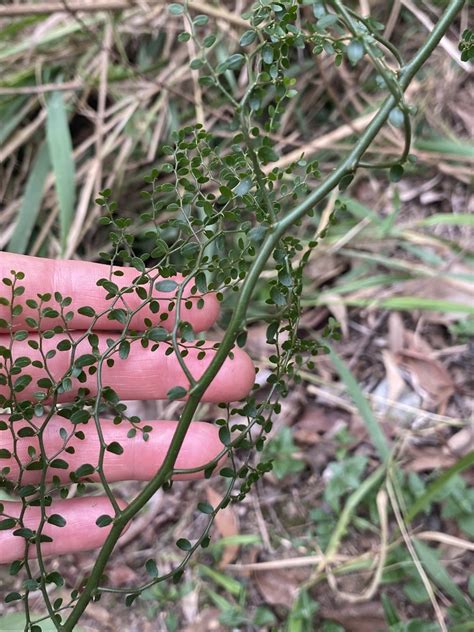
[0,253,254,565]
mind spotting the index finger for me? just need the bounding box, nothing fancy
[0,253,219,333]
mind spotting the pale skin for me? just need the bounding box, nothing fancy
[0,253,255,564]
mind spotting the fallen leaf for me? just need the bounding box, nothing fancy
[320,602,385,632]
[182,608,225,632]
[206,486,240,567]
[106,564,138,586]
[404,446,456,472]
[254,567,310,608]
[387,312,405,354]
[381,349,406,403]
[447,426,474,456]
[396,349,455,408]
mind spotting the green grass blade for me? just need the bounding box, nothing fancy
[46,91,75,252]
[0,96,28,145]
[413,539,470,607]
[416,213,474,227]
[450,623,474,632]
[318,296,474,315]
[0,17,100,62]
[324,465,386,560]
[8,142,50,254]
[328,345,391,462]
[414,137,474,159]
[338,196,382,224]
[198,565,243,596]
[405,451,474,524]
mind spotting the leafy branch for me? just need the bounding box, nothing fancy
[0,1,465,630]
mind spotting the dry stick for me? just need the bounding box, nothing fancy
[416,531,474,552]
[264,112,375,172]
[184,15,205,128]
[387,478,448,632]
[0,0,248,27]
[95,21,112,193]
[384,0,402,42]
[0,81,82,96]
[326,489,389,604]
[226,554,354,572]
[401,0,471,72]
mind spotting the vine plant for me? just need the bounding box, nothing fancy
[0,0,465,630]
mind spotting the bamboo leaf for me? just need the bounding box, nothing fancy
[8,142,50,254]
[46,91,75,252]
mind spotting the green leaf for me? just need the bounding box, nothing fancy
[167,386,187,401]
[240,29,257,47]
[107,441,124,455]
[13,375,32,393]
[225,53,245,70]
[203,34,217,48]
[145,559,158,577]
[155,280,178,292]
[257,146,279,164]
[168,3,184,15]
[50,458,69,469]
[176,538,192,551]
[8,142,51,254]
[193,14,209,26]
[119,340,130,360]
[346,40,364,64]
[46,91,75,253]
[74,463,95,478]
[77,306,96,317]
[317,14,338,29]
[0,518,17,530]
[234,177,253,197]
[338,173,354,191]
[47,514,66,527]
[389,107,404,127]
[70,409,90,424]
[197,501,214,514]
[389,164,404,182]
[95,514,113,527]
[148,327,169,342]
[75,354,97,368]
[219,426,231,446]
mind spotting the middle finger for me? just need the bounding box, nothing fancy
[0,333,255,402]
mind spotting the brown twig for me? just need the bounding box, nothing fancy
[0,0,248,27]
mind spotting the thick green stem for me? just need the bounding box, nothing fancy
[62,1,464,628]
